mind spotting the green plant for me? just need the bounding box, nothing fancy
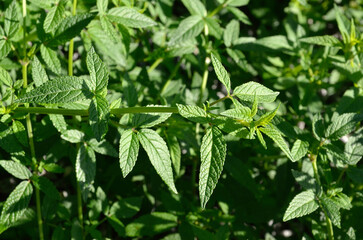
[0,0,362,239]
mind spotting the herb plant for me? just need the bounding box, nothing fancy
[0,0,362,239]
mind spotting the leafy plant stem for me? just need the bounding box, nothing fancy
[14,106,179,115]
[22,0,44,239]
[210,95,230,106]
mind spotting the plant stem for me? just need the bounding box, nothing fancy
[198,56,210,106]
[207,0,227,18]
[209,95,231,106]
[14,106,179,115]
[160,57,183,95]
[76,182,84,238]
[310,154,321,186]
[148,57,163,73]
[22,0,44,239]
[326,216,334,240]
[68,0,77,76]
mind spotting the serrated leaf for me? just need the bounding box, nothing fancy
[88,138,118,157]
[16,76,92,104]
[260,127,295,162]
[334,4,350,43]
[345,130,363,165]
[47,13,94,47]
[12,120,28,147]
[107,7,156,28]
[254,104,280,126]
[312,114,325,141]
[220,107,252,122]
[76,144,96,200]
[166,135,181,176]
[0,66,13,87]
[233,81,279,103]
[40,45,61,75]
[176,104,209,123]
[203,17,223,39]
[97,0,108,14]
[227,0,249,7]
[300,35,341,47]
[291,170,318,192]
[291,140,309,161]
[283,190,319,221]
[31,56,49,87]
[119,129,139,177]
[326,113,363,141]
[32,176,59,200]
[0,181,33,229]
[132,108,172,128]
[181,0,206,16]
[168,15,204,45]
[43,0,65,34]
[324,144,349,163]
[199,127,226,208]
[0,160,32,180]
[321,195,341,228]
[0,40,11,60]
[226,7,251,25]
[49,112,67,133]
[100,15,120,43]
[61,129,85,143]
[89,96,109,141]
[4,0,20,39]
[137,129,177,194]
[224,20,240,47]
[256,128,266,149]
[333,193,352,210]
[86,47,109,93]
[211,54,231,93]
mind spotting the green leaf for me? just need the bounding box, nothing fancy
[16,76,92,104]
[32,176,60,200]
[88,139,118,157]
[49,112,67,133]
[0,40,11,60]
[334,4,350,43]
[321,195,341,228]
[132,109,172,128]
[312,114,325,141]
[345,130,363,165]
[199,127,226,208]
[100,15,120,43]
[125,212,177,237]
[86,46,109,93]
[226,7,251,25]
[226,0,250,7]
[43,163,64,173]
[176,104,209,123]
[291,140,309,161]
[107,7,157,28]
[220,107,252,122]
[300,35,341,47]
[43,0,65,34]
[256,128,266,149]
[61,129,85,143]
[283,190,319,221]
[109,197,142,219]
[76,144,96,199]
[31,56,49,87]
[12,120,28,147]
[324,144,349,163]
[0,181,33,229]
[40,45,61,75]
[325,113,363,141]
[254,103,280,127]
[211,54,231,93]
[260,127,295,162]
[47,13,94,47]
[291,170,318,192]
[333,193,352,210]
[119,129,139,177]
[224,20,240,47]
[0,66,13,87]
[166,135,181,176]
[107,216,125,237]
[0,160,32,180]
[181,0,206,16]
[89,95,110,141]
[137,129,177,194]
[4,0,20,39]
[203,17,223,39]
[168,15,204,45]
[97,0,108,14]
[233,81,279,103]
